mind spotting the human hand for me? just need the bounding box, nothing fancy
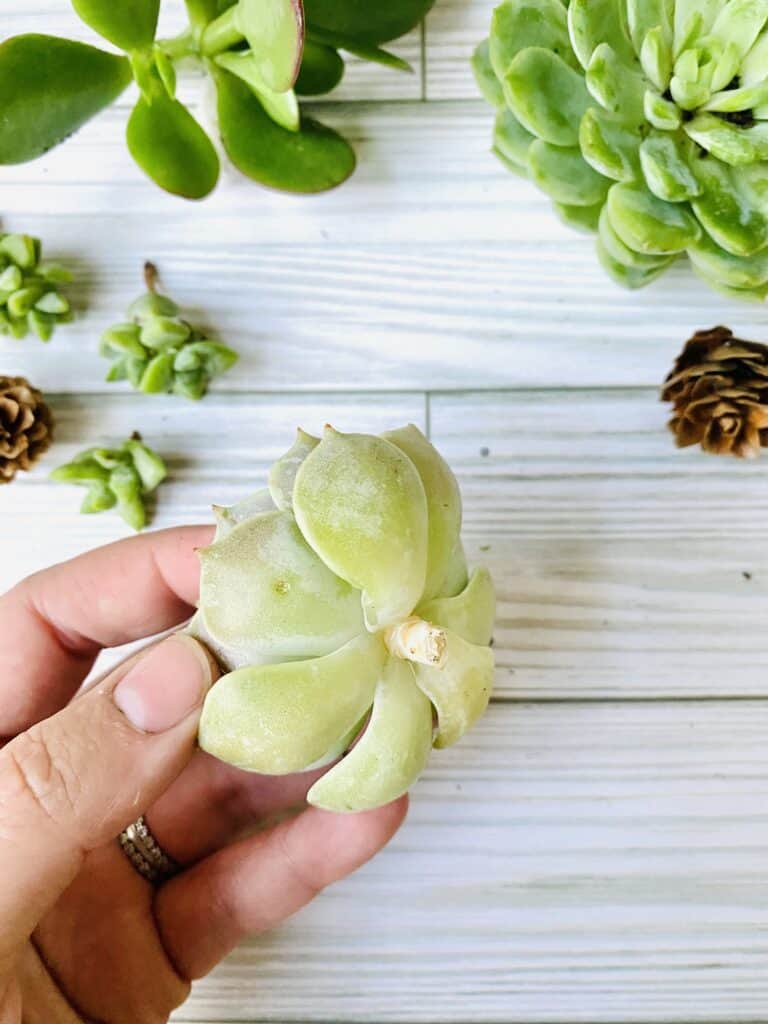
[0,527,407,1023]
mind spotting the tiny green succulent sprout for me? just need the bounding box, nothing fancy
[0,233,73,342]
[475,0,768,301]
[189,423,496,813]
[51,431,167,531]
[0,0,434,198]
[100,262,238,400]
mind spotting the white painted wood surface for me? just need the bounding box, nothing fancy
[3,1,768,1021]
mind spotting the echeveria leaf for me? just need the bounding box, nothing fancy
[606,181,701,254]
[0,35,131,164]
[198,632,385,774]
[527,139,610,206]
[382,424,462,602]
[490,0,576,79]
[472,39,504,107]
[638,132,701,203]
[212,488,275,541]
[673,0,719,55]
[640,25,673,91]
[303,0,433,44]
[627,0,673,53]
[710,0,768,61]
[688,231,768,288]
[215,68,355,192]
[494,108,534,170]
[685,113,768,166]
[555,200,604,232]
[237,0,304,92]
[295,40,345,94]
[71,0,160,50]
[568,0,633,69]
[307,657,433,812]
[644,89,682,130]
[598,204,674,270]
[417,567,496,648]
[268,428,320,510]
[414,629,494,749]
[198,510,365,662]
[691,158,768,257]
[579,107,640,182]
[596,238,674,288]
[126,92,220,199]
[439,540,469,599]
[294,427,428,630]
[504,47,591,147]
[586,43,645,121]
[214,51,300,131]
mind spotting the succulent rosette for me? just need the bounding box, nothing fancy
[474,0,768,300]
[190,424,495,813]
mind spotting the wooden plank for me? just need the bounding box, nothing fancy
[175,701,768,1023]
[3,4,422,102]
[431,390,768,700]
[1,99,760,394]
[0,391,426,592]
[424,0,489,99]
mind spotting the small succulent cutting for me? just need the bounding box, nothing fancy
[51,432,168,530]
[662,325,768,457]
[0,0,433,198]
[190,424,496,813]
[101,262,237,399]
[474,0,768,300]
[0,234,72,341]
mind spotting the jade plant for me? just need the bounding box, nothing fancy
[100,263,237,399]
[0,0,433,198]
[474,0,768,300]
[190,424,496,813]
[51,432,167,530]
[0,234,72,341]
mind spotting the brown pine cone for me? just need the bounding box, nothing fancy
[661,326,768,459]
[0,376,54,483]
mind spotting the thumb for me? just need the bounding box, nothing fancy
[0,634,217,959]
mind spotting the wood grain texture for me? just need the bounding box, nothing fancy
[425,0,489,98]
[173,701,768,1023]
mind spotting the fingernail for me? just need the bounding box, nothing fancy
[114,635,213,733]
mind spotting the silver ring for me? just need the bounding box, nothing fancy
[118,816,179,884]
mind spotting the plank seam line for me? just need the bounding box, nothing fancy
[488,694,768,707]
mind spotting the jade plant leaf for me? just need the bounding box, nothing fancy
[307,657,434,812]
[126,92,220,199]
[306,27,412,72]
[0,35,131,164]
[197,510,365,661]
[71,0,160,51]
[303,0,433,44]
[236,0,304,92]
[293,427,428,629]
[295,40,345,94]
[214,51,300,131]
[214,67,355,192]
[198,632,386,774]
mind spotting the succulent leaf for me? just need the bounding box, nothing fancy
[569,0,634,69]
[268,429,320,510]
[71,0,160,51]
[504,48,591,146]
[198,632,386,774]
[607,181,700,253]
[579,108,640,181]
[472,39,505,107]
[692,157,768,256]
[295,40,345,94]
[0,233,73,342]
[307,657,433,812]
[494,109,535,169]
[293,427,428,629]
[214,52,300,131]
[638,132,701,202]
[417,568,496,648]
[414,630,494,749]
[490,0,575,80]
[527,140,611,206]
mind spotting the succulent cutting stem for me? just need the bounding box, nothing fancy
[384,617,447,668]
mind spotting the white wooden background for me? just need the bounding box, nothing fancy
[4,1,768,1021]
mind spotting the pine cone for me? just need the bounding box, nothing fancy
[661,327,768,459]
[0,375,54,482]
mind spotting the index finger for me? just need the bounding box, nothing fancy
[0,525,213,737]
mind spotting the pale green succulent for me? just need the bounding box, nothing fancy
[474,0,768,300]
[0,233,72,340]
[190,424,496,813]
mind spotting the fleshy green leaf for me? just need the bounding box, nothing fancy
[438,540,469,599]
[710,0,768,61]
[71,0,160,51]
[527,139,610,206]
[307,657,433,813]
[417,567,496,648]
[472,38,504,107]
[295,40,345,94]
[198,509,365,662]
[627,0,673,54]
[126,92,220,199]
[268,428,320,510]
[503,47,591,147]
[490,0,576,79]
[640,25,673,91]
[688,231,768,288]
[293,427,428,630]
[198,632,385,774]
[214,51,300,131]
[554,200,603,233]
[596,238,674,288]
[639,132,701,203]
[302,0,433,44]
[644,89,682,130]
[236,0,304,92]
[0,35,131,164]
[306,26,412,71]
[123,436,167,491]
[140,351,176,393]
[672,0,719,56]
[691,158,768,257]
[685,113,768,166]
[586,43,645,121]
[606,181,701,254]
[493,108,534,170]
[568,0,633,69]
[414,629,494,749]
[598,204,675,270]
[382,424,462,602]
[579,107,640,182]
[215,67,355,193]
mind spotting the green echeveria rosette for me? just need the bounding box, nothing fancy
[51,432,167,531]
[474,0,768,300]
[100,262,238,400]
[0,233,73,341]
[189,424,496,814]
